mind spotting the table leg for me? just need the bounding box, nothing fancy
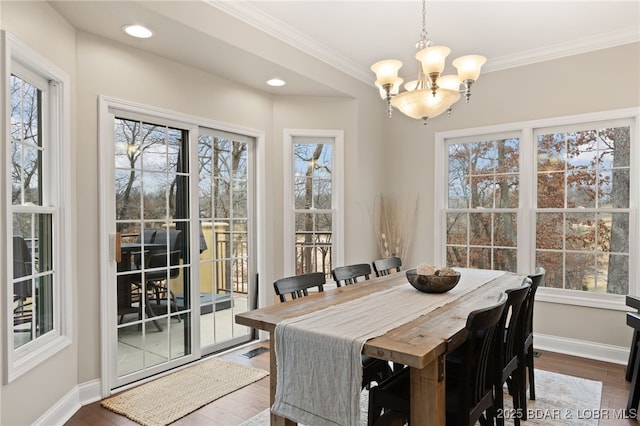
[269,332,296,426]
[410,354,446,426]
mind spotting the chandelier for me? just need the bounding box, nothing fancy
[370,0,486,125]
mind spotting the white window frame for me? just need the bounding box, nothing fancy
[434,108,639,310]
[283,129,344,278]
[2,31,73,383]
[98,96,267,392]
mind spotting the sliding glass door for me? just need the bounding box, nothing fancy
[112,117,195,388]
[100,99,258,392]
[197,128,255,355]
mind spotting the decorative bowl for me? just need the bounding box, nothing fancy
[405,269,461,293]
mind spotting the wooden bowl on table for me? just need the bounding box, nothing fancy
[405,269,461,293]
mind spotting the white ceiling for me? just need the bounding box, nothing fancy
[50,0,639,96]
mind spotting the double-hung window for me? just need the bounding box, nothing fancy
[445,133,520,272]
[284,130,344,278]
[534,121,632,294]
[4,32,71,381]
[437,109,637,304]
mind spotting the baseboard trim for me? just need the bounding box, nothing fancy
[78,378,103,404]
[535,333,629,365]
[34,379,101,426]
[38,335,630,424]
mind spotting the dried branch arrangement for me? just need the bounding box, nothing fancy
[372,194,419,260]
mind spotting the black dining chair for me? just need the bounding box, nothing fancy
[367,293,508,426]
[273,271,392,390]
[331,263,395,388]
[273,272,326,302]
[494,279,531,426]
[626,295,640,382]
[372,257,402,277]
[332,263,372,287]
[626,312,640,418]
[517,267,545,419]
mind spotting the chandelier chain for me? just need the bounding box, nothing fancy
[420,0,428,43]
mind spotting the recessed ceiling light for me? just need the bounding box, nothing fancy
[267,78,286,87]
[123,24,154,39]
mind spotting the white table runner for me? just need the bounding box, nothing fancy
[272,268,505,426]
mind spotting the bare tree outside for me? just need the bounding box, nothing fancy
[10,75,42,210]
[536,127,630,294]
[446,126,631,295]
[10,73,55,347]
[294,143,332,276]
[198,135,249,293]
[446,138,519,272]
[114,119,186,234]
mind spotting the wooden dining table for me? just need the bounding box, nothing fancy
[235,268,525,426]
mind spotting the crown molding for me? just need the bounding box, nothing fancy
[208,1,639,85]
[206,0,371,83]
[484,26,640,73]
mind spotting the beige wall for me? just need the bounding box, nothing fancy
[383,42,640,350]
[74,30,276,383]
[0,0,638,424]
[1,1,387,423]
[272,95,385,273]
[0,2,79,425]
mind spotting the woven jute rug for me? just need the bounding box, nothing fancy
[102,358,269,426]
[241,370,603,425]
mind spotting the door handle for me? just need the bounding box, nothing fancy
[115,232,122,263]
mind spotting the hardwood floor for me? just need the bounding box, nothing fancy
[65,342,634,426]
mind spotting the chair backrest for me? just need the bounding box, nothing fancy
[627,295,640,312]
[146,250,182,280]
[628,312,640,333]
[499,279,531,376]
[274,272,326,302]
[137,229,157,244]
[332,263,371,287]
[13,236,32,279]
[13,236,33,300]
[136,230,183,281]
[133,229,157,268]
[458,292,507,425]
[154,229,183,251]
[372,257,402,277]
[626,296,640,381]
[524,267,545,337]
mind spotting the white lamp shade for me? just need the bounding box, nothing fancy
[390,88,460,120]
[371,59,403,86]
[436,74,461,91]
[404,80,418,91]
[415,46,451,75]
[452,55,487,82]
[376,78,404,98]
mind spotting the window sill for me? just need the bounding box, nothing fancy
[536,287,628,311]
[8,334,72,383]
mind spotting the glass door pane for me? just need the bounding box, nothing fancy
[198,130,254,352]
[113,118,193,384]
